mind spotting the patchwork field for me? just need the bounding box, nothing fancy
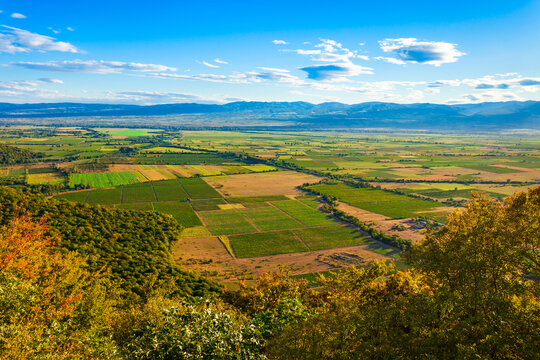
[5,126,537,284]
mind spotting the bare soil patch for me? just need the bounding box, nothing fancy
[336,202,425,243]
[204,171,321,197]
[173,236,390,282]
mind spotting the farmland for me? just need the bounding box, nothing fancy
[1,126,538,282]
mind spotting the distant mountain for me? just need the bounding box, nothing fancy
[0,100,538,130]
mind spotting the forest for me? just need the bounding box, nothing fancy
[0,186,538,359]
[0,143,43,165]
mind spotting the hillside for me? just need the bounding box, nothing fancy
[0,143,43,164]
[0,186,218,298]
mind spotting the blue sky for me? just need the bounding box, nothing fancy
[1,0,539,105]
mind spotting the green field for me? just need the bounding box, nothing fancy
[86,187,123,205]
[69,172,140,188]
[229,230,309,258]
[190,198,228,211]
[226,195,289,208]
[152,179,189,201]
[240,207,303,231]
[178,177,222,199]
[293,225,371,250]
[98,129,161,137]
[271,200,336,226]
[461,164,521,173]
[55,190,91,203]
[309,183,442,218]
[153,201,202,228]
[198,210,257,235]
[117,202,154,211]
[122,182,156,203]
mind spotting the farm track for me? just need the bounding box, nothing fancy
[149,181,159,202]
[291,230,312,251]
[175,178,192,199]
[238,211,262,232]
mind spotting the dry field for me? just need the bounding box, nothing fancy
[204,171,321,197]
[336,202,428,243]
[173,236,390,282]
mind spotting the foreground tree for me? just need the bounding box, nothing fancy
[0,216,119,359]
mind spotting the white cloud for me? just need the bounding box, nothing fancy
[66,27,74,31]
[448,91,523,104]
[257,67,290,73]
[48,27,60,34]
[37,78,64,84]
[299,63,373,81]
[148,67,301,84]
[0,26,79,53]
[379,38,465,66]
[374,56,406,65]
[111,91,226,104]
[10,13,26,19]
[11,59,176,73]
[214,58,228,64]
[290,39,372,81]
[292,39,368,63]
[272,39,288,45]
[460,75,540,90]
[201,60,219,68]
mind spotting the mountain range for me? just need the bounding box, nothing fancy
[0,100,538,130]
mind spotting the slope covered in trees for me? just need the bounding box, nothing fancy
[0,143,43,164]
[0,186,218,298]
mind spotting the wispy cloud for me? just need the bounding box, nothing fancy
[373,56,406,65]
[37,78,64,84]
[111,91,226,104]
[201,60,219,68]
[0,26,79,53]
[272,39,288,45]
[378,38,465,66]
[448,91,523,104]
[10,13,26,19]
[148,67,301,84]
[66,27,74,31]
[214,58,228,64]
[10,59,176,73]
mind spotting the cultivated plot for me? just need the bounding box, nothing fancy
[239,207,303,231]
[271,200,336,226]
[153,201,202,228]
[122,182,156,203]
[229,231,309,258]
[153,179,189,201]
[198,210,257,235]
[86,187,123,205]
[179,177,222,199]
[293,225,371,251]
